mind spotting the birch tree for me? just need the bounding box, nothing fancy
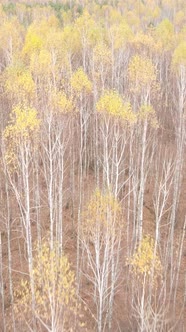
[3,104,40,325]
[80,189,123,331]
[15,240,81,332]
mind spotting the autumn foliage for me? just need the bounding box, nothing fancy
[0,1,185,331]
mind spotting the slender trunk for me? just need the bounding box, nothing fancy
[5,179,16,331]
[137,119,147,241]
[0,232,6,332]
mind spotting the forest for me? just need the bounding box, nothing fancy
[0,0,185,331]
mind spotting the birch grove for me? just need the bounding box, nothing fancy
[0,1,185,331]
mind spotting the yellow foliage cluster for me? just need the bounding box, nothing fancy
[75,9,100,47]
[145,4,160,21]
[124,10,141,30]
[138,104,159,128]
[71,67,92,95]
[128,55,156,89]
[23,29,43,58]
[96,90,136,123]
[3,105,40,168]
[51,91,75,114]
[33,242,75,307]
[82,188,122,239]
[132,32,159,53]
[4,105,40,139]
[129,235,162,283]
[4,66,35,102]
[109,21,133,50]
[93,42,112,65]
[15,241,79,330]
[61,25,81,54]
[30,49,52,77]
[155,18,174,51]
[174,10,185,28]
[172,41,186,68]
